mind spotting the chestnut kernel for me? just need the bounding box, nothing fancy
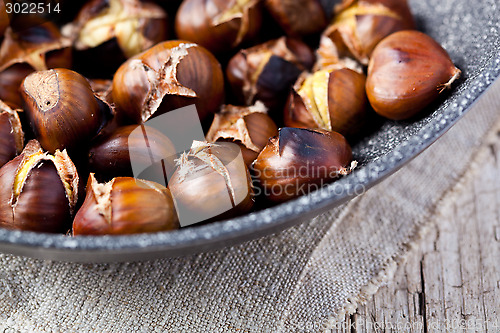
[226,37,314,111]
[0,100,24,168]
[366,30,461,120]
[175,0,262,54]
[21,68,107,153]
[252,128,354,203]
[169,141,254,224]
[0,140,79,233]
[112,41,224,124]
[207,102,278,166]
[284,67,368,136]
[73,174,179,235]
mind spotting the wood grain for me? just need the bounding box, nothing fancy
[338,132,500,333]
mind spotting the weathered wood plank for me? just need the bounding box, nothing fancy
[342,138,500,333]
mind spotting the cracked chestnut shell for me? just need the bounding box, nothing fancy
[169,141,254,224]
[0,22,72,108]
[366,31,461,120]
[0,100,24,168]
[252,128,354,203]
[175,0,262,54]
[112,41,224,124]
[284,67,368,136]
[21,68,107,153]
[226,37,314,111]
[0,140,79,233]
[89,124,176,181]
[316,0,415,68]
[207,102,278,166]
[73,174,179,235]
[62,0,169,77]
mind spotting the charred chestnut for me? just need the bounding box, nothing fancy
[252,128,354,202]
[226,37,314,111]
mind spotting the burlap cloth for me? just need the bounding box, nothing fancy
[0,79,499,332]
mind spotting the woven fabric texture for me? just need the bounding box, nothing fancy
[0,80,499,332]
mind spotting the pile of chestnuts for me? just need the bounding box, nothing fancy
[0,0,461,236]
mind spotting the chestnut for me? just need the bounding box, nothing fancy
[0,100,24,168]
[175,0,262,54]
[284,66,368,136]
[316,0,415,67]
[112,41,224,124]
[62,0,168,77]
[226,37,315,111]
[366,30,461,120]
[73,174,179,235]
[252,128,354,203]
[169,141,254,225]
[21,68,108,153]
[88,124,177,181]
[0,140,79,233]
[0,22,72,108]
[264,0,335,37]
[206,102,278,166]
[0,1,8,38]
[88,78,113,104]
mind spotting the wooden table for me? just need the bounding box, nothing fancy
[339,115,500,332]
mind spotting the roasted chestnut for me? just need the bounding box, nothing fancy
[316,0,415,68]
[21,68,108,153]
[62,0,168,77]
[175,0,262,54]
[264,0,336,37]
[0,100,24,168]
[226,37,314,111]
[0,1,8,38]
[252,128,354,202]
[366,30,461,120]
[169,141,253,225]
[0,22,72,108]
[284,66,368,136]
[0,140,79,233]
[73,174,179,235]
[112,41,224,124]
[89,124,177,181]
[206,102,278,166]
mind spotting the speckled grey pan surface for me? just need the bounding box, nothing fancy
[0,0,499,262]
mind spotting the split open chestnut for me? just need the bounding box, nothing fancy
[112,41,224,124]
